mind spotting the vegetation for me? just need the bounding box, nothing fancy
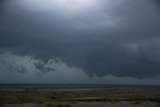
[44,102,71,107]
[0,88,160,104]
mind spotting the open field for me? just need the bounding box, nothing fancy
[1,102,160,107]
[0,88,160,107]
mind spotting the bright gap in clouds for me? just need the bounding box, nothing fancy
[18,0,99,14]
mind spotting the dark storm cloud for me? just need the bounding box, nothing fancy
[0,0,160,79]
[33,62,55,73]
[0,60,27,73]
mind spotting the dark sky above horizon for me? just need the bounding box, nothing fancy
[0,0,160,84]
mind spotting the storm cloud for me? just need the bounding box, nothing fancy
[0,0,160,83]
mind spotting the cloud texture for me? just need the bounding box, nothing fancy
[0,0,160,84]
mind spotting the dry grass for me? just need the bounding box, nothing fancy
[0,88,160,104]
[1,102,160,107]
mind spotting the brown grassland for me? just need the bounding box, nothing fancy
[0,88,160,107]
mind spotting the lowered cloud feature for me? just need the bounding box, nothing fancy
[0,0,160,84]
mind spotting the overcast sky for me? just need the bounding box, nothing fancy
[0,0,160,84]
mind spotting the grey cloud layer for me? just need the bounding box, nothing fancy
[0,0,160,80]
[1,50,160,85]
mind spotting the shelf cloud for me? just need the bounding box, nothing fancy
[0,0,160,84]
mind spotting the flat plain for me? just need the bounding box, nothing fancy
[0,88,160,107]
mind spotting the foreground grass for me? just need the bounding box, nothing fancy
[44,102,72,107]
[0,88,160,104]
